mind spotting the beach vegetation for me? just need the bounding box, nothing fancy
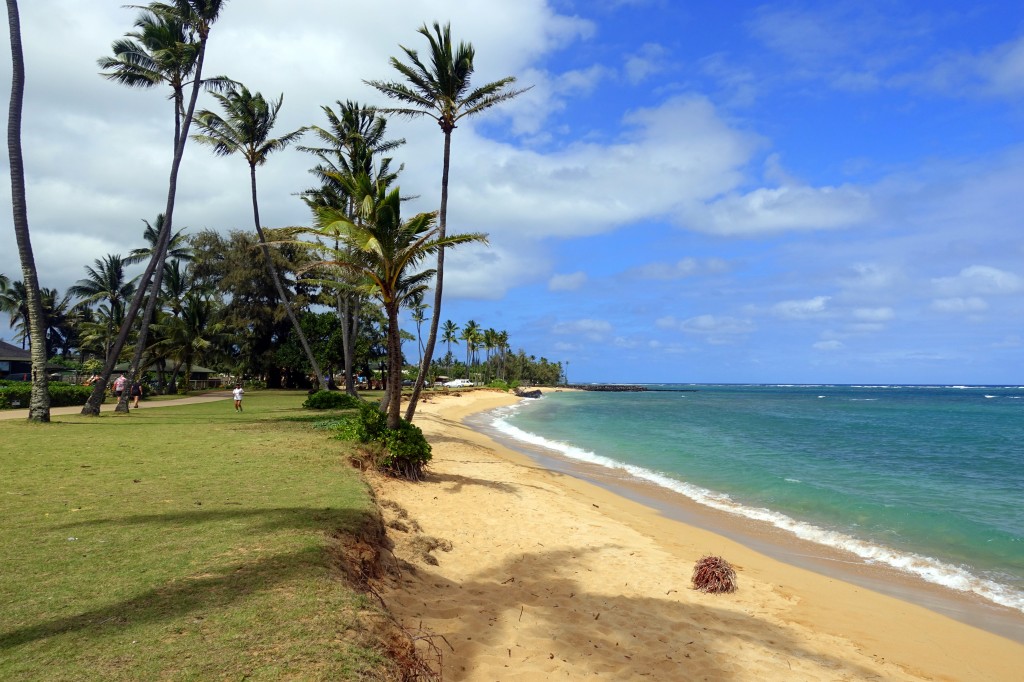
[301,172,486,430]
[303,389,363,410]
[692,555,738,594]
[191,84,325,390]
[366,21,530,424]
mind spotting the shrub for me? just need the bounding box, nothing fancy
[0,381,92,409]
[303,390,363,410]
[691,555,737,594]
[341,402,431,480]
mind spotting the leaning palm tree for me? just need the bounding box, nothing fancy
[366,21,528,422]
[191,84,324,388]
[5,0,49,420]
[307,176,487,429]
[85,0,230,415]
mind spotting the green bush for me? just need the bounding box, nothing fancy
[0,381,92,409]
[333,402,431,479]
[303,390,364,410]
[486,379,520,391]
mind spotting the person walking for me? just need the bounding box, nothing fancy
[113,373,128,399]
[232,384,244,412]
[130,380,143,408]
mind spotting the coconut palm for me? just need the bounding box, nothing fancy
[367,21,528,422]
[299,101,403,395]
[191,84,325,388]
[309,175,487,428]
[410,301,428,366]
[460,319,481,381]
[441,319,459,373]
[69,255,137,361]
[85,0,229,415]
[5,0,50,420]
[151,290,227,392]
[125,214,193,266]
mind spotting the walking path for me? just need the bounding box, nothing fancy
[0,392,231,420]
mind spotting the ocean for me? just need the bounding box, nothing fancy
[473,384,1024,617]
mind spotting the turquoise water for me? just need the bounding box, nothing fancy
[483,384,1024,613]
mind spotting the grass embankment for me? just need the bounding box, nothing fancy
[0,391,403,680]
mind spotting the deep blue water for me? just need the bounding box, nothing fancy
[485,384,1024,613]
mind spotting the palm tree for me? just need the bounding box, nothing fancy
[367,21,528,422]
[299,101,403,395]
[69,255,137,360]
[309,176,486,428]
[85,0,229,415]
[441,319,459,374]
[410,301,428,366]
[460,319,481,381]
[5,0,49,420]
[191,84,325,388]
[151,290,227,392]
[125,214,193,266]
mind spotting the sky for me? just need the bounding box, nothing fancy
[2,0,1023,384]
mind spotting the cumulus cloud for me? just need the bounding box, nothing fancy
[852,307,894,322]
[657,314,756,336]
[548,271,587,291]
[932,265,1024,296]
[930,297,988,314]
[772,296,831,319]
[630,257,731,280]
[551,318,613,340]
[685,184,873,236]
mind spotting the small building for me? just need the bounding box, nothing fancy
[0,339,63,381]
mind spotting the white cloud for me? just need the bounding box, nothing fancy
[772,296,831,319]
[624,43,670,85]
[686,184,872,236]
[631,257,730,280]
[657,314,756,336]
[551,319,613,340]
[548,271,587,291]
[932,265,1024,297]
[930,297,988,314]
[853,307,894,322]
[814,340,844,351]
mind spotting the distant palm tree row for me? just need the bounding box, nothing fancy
[6,1,528,428]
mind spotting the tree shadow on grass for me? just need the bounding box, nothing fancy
[388,544,890,681]
[2,506,381,651]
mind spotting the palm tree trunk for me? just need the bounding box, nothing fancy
[404,130,452,421]
[248,166,324,390]
[385,302,403,429]
[6,0,49,422]
[82,28,212,415]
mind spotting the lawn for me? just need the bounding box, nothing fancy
[0,391,402,680]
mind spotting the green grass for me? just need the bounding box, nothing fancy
[0,391,399,681]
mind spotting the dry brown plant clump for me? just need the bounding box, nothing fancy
[691,554,738,593]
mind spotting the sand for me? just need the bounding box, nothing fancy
[371,389,1024,681]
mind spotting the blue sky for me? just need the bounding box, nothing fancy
[2,0,1023,384]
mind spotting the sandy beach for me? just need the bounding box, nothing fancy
[372,389,1024,681]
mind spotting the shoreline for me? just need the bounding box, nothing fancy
[374,389,1023,680]
[468,403,1024,643]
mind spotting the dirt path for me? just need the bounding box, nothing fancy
[0,392,231,420]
